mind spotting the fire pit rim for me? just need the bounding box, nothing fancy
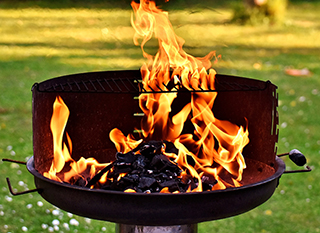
[26,156,285,196]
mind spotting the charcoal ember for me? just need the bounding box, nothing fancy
[87,140,217,193]
[122,174,140,184]
[150,154,181,173]
[115,151,136,165]
[134,140,163,156]
[164,169,180,179]
[138,176,157,189]
[108,166,132,178]
[159,179,179,189]
[109,178,132,191]
[132,155,148,170]
[150,154,168,170]
[154,172,169,181]
[163,141,179,154]
[69,176,88,187]
[201,175,218,191]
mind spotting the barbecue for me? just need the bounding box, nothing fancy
[3,0,311,232]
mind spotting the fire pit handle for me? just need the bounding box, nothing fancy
[6,178,43,196]
[2,158,43,196]
[277,149,312,174]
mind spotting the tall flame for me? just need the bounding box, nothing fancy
[110,0,250,191]
[44,96,110,185]
[45,0,250,193]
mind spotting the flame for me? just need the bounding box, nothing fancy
[44,0,249,193]
[109,0,250,192]
[43,96,110,185]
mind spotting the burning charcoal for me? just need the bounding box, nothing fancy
[116,151,136,165]
[164,170,179,179]
[150,154,172,170]
[126,174,140,182]
[140,142,164,158]
[201,176,218,191]
[112,167,133,177]
[154,172,169,181]
[159,180,180,193]
[163,141,179,154]
[109,178,132,191]
[69,176,88,187]
[85,162,114,188]
[139,145,157,158]
[159,179,178,189]
[138,177,157,189]
[88,140,192,193]
[132,155,147,170]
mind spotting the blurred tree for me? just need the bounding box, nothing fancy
[232,0,287,25]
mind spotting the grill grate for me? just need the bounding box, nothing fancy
[36,74,269,94]
[40,77,141,93]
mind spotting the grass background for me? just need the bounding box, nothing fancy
[0,1,319,232]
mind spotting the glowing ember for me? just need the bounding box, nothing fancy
[43,0,250,193]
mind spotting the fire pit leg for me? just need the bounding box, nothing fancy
[115,224,198,233]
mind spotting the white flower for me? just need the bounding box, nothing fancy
[69,219,79,226]
[52,219,60,226]
[63,223,70,230]
[52,209,60,216]
[281,122,287,128]
[41,223,48,229]
[298,96,306,102]
[18,181,25,186]
[22,226,28,232]
[67,213,73,218]
[5,196,13,202]
[26,204,32,209]
[37,201,44,207]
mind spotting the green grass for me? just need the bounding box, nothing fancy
[1,1,320,232]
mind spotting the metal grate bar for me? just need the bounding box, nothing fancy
[96,79,106,92]
[39,76,268,93]
[103,78,115,92]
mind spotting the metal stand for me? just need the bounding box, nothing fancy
[116,224,198,233]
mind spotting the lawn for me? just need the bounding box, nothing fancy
[0,1,319,232]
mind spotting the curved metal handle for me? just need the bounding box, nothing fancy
[6,178,42,196]
[278,149,312,174]
[2,158,43,196]
[283,166,312,174]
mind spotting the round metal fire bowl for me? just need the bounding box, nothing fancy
[27,156,285,226]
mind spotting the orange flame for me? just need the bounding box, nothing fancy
[109,0,250,192]
[45,0,250,193]
[43,96,110,185]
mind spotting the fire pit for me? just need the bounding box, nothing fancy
[32,70,281,226]
[2,1,312,232]
[3,70,311,232]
